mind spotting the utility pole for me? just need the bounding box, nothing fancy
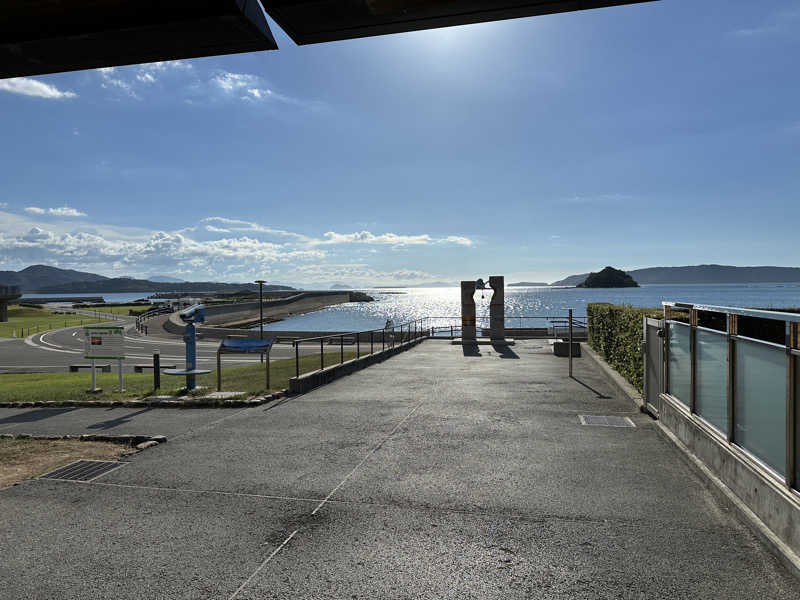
[255,279,266,362]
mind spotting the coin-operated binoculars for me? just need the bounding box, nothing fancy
[164,304,210,390]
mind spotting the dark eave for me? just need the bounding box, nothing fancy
[0,0,277,78]
[262,0,657,45]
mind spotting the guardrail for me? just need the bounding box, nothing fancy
[424,315,587,339]
[662,301,800,490]
[135,306,172,333]
[292,318,428,379]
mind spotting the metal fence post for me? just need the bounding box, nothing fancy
[786,322,797,489]
[340,335,344,364]
[371,331,374,355]
[320,338,324,371]
[690,309,697,414]
[357,334,360,359]
[568,309,573,377]
[154,351,161,390]
[217,350,222,391]
[727,314,737,443]
[295,342,300,378]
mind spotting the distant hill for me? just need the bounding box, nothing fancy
[148,275,185,283]
[550,265,800,286]
[38,277,295,294]
[330,283,352,289]
[509,282,549,287]
[0,265,108,292]
[577,267,639,288]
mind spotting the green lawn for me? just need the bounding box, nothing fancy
[0,351,357,403]
[0,307,109,338]
[77,304,152,316]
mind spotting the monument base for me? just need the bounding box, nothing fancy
[451,338,515,346]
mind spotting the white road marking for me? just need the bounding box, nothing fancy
[228,530,298,600]
[311,399,424,515]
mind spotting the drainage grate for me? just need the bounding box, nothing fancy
[579,415,636,428]
[39,460,125,482]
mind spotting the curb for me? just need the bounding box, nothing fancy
[581,343,644,410]
[585,342,800,582]
[0,389,290,409]
[0,433,166,447]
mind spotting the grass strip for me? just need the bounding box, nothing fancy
[0,351,358,403]
[0,307,109,338]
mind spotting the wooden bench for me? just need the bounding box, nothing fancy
[133,364,177,373]
[69,364,111,373]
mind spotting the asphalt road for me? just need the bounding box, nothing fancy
[0,320,318,373]
[0,341,796,599]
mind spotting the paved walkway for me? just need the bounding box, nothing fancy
[1,341,796,599]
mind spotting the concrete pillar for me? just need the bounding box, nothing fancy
[460,281,476,341]
[0,301,7,323]
[489,276,505,342]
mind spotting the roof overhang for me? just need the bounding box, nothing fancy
[262,0,657,45]
[0,0,278,79]
[0,1,656,79]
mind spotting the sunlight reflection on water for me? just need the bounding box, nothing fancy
[260,284,800,332]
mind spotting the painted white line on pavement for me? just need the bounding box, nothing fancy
[310,399,425,516]
[228,530,298,600]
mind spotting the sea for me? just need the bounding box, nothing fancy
[258,283,800,332]
[21,284,800,332]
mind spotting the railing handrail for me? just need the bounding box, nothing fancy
[292,318,426,346]
[663,301,800,323]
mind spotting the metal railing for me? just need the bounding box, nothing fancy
[292,318,428,378]
[661,301,800,491]
[424,315,587,339]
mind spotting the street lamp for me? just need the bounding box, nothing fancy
[255,280,266,362]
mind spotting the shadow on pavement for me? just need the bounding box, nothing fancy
[570,376,611,399]
[461,344,481,357]
[87,407,153,431]
[492,344,520,359]
[0,408,78,425]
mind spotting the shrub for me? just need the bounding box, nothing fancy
[587,303,662,392]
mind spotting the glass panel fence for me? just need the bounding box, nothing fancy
[796,355,799,489]
[734,338,786,476]
[668,323,691,407]
[695,329,728,434]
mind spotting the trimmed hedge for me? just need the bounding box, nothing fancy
[587,303,662,393]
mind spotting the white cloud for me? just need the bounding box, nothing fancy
[0,77,77,99]
[315,230,473,247]
[48,206,87,217]
[441,235,473,247]
[24,206,86,217]
[212,72,260,92]
[0,212,462,285]
[136,60,192,84]
[732,7,800,37]
[0,202,7,208]
[202,217,311,241]
[97,67,139,99]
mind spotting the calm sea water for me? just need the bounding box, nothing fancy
[21,292,156,303]
[260,283,800,332]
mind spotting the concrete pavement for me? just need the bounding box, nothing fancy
[0,340,796,599]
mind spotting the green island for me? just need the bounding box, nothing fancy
[577,266,639,288]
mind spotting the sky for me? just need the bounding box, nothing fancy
[0,0,798,287]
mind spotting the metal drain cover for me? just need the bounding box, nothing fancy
[39,460,124,482]
[579,415,636,428]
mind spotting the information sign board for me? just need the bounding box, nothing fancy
[84,326,125,360]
